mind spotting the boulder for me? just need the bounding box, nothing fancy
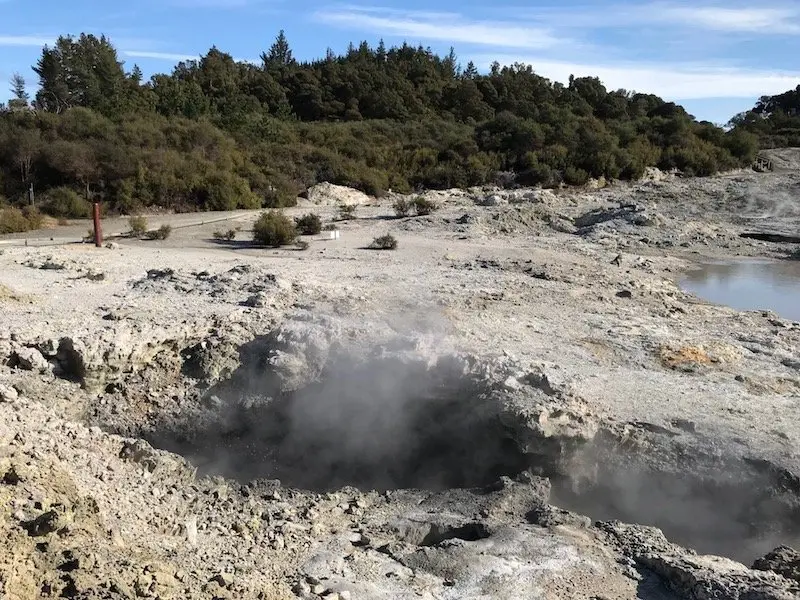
[753,546,800,583]
[306,183,372,206]
[0,384,18,402]
[12,347,51,373]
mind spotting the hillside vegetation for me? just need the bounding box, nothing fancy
[0,32,760,227]
[730,85,800,149]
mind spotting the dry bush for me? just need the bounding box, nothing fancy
[393,198,412,217]
[0,208,31,233]
[413,197,438,216]
[368,233,398,250]
[128,215,148,237]
[0,207,43,233]
[338,204,357,220]
[213,228,237,241]
[144,224,172,240]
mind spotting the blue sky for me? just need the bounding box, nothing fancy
[2,0,800,124]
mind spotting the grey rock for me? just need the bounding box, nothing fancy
[185,516,198,546]
[753,546,800,583]
[23,510,63,536]
[211,572,234,588]
[12,347,51,372]
[480,194,507,207]
[600,522,799,600]
[0,384,18,402]
[526,503,591,529]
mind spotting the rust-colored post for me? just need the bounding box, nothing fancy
[92,202,103,247]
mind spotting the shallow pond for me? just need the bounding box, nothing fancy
[681,258,800,321]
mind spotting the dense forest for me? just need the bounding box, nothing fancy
[0,31,764,228]
[730,85,800,148]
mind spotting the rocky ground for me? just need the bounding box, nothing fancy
[1,164,800,599]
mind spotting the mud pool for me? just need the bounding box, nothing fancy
[681,258,800,321]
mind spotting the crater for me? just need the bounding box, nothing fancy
[147,353,530,492]
[119,332,800,565]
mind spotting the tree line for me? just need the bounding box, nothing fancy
[729,85,800,148]
[0,31,761,225]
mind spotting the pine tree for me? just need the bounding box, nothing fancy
[376,39,386,62]
[443,47,457,78]
[463,61,479,79]
[357,41,371,58]
[33,34,126,114]
[261,30,294,67]
[130,64,143,84]
[8,73,29,109]
[10,73,28,101]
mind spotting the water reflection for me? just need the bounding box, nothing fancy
[681,259,800,321]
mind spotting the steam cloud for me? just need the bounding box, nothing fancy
[153,352,526,492]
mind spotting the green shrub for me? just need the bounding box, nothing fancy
[338,204,357,220]
[263,185,298,208]
[412,197,438,216]
[295,213,322,235]
[128,215,148,237]
[392,198,412,217]
[368,234,398,250]
[195,172,260,211]
[253,210,297,247]
[564,166,590,186]
[43,187,91,219]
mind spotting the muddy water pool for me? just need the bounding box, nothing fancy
[681,258,800,321]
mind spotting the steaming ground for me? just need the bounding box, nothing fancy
[1,163,800,598]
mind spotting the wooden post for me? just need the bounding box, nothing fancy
[92,202,103,247]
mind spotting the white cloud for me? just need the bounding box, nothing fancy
[314,7,563,49]
[0,35,53,47]
[519,2,800,35]
[122,50,200,61]
[654,4,800,34]
[473,55,800,99]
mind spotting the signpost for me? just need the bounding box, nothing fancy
[92,202,103,247]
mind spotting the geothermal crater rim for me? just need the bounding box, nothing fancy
[132,340,800,565]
